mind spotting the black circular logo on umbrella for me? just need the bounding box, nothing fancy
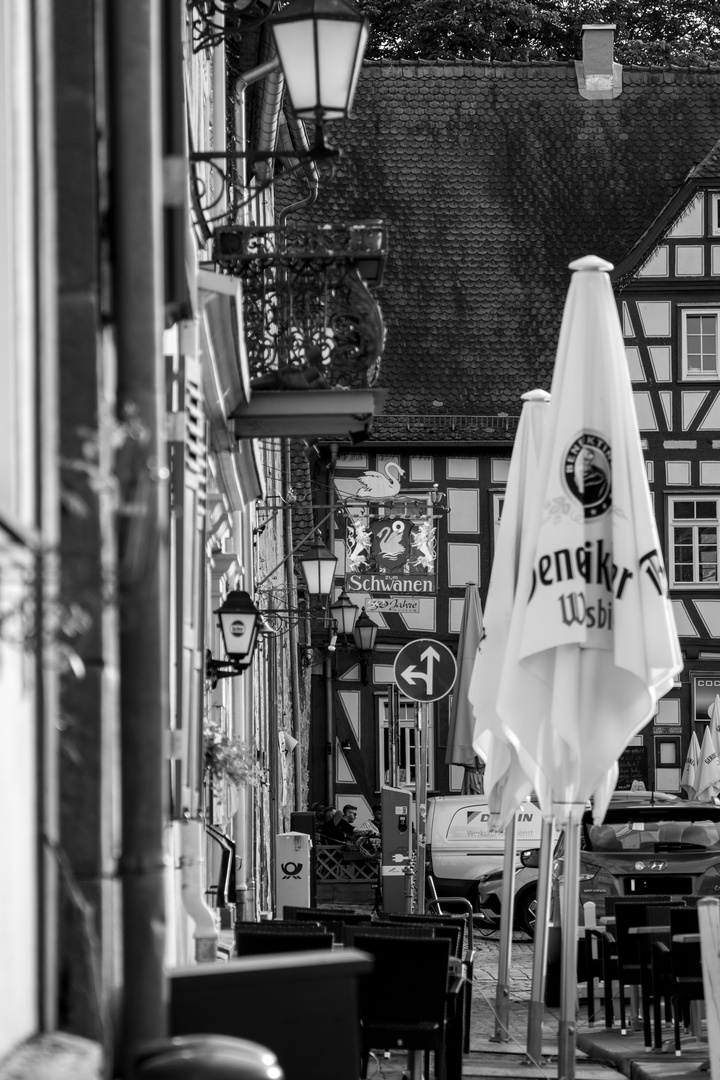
[563,433,612,519]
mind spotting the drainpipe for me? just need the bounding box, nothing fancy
[178,819,218,961]
[325,443,338,804]
[283,440,304,812]
[233,56,280,218]
[109,1,169,1072]
[278,115,320,224]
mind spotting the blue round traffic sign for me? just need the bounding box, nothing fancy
[393,639,457,702]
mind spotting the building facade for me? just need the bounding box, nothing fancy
[294,31,720,811]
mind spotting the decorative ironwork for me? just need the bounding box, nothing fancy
[213,222,388,389]
[188,123,339,241]
[186,0,278,54]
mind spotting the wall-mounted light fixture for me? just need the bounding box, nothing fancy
[206,539,340,687]
[205,590,262,687]
[350,608,378,684]
[300,601,378,683]
[190,0,370,177]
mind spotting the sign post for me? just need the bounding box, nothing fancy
[393,640,457,912]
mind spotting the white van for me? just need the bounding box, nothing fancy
[425,794,545,934]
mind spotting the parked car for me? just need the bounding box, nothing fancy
[475,859,540,938]
[476,791,684,938]
[425,794,545,936]
[547,793,720,922]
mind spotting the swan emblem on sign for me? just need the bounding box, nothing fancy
[355,462,405,499]
[376,521,407,563]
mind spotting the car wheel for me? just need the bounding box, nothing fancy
[515,886,537,939]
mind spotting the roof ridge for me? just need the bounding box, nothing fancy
[364,57,720,74]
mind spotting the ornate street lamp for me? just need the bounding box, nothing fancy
[352,608,377,653]
[206,589,262,686]
[297,538,338,597]
[271,0,369,125]
[352,608,377,684]
[328,590,359,636]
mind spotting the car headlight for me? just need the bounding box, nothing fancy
[478,870,504,885]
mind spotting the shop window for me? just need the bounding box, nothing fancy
[655,736,681,792]
[378,695,434,791]
[681,310,720,380]
[668,496,720,585]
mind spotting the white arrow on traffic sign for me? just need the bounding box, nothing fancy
[401,645,441,697]
[393,639,457,702]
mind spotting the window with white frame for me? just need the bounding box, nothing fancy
[492,492,505,548]
[712,194,720,237]
[378,696,434,791]
[681,309,720,379]
[668,496,720,585]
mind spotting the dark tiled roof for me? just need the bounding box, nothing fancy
[690,133,720,179]
[282,61,720,431]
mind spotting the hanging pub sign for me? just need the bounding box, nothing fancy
[344,514,436,595]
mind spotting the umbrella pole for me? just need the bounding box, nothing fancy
[526,815,554,1066]
[493,810,518,1041]
[557,804,583,1080]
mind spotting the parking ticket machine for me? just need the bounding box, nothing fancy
[381,786,413,913]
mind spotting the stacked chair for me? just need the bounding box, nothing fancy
[351,930,459,1080]
[386,912,475,1054]
[234,920,333,956]
[284,906,372,943]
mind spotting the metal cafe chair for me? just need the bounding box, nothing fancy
[387,914,471,1053]
[352,923,466,1080]
[612,899,684,1038]
[352,933,453,1080]
[654,905,704,1056]
[585,894,674,1029]
[425,897,477,1054]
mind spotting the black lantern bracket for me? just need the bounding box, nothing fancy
[205,648,250,689]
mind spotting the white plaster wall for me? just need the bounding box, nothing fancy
[0,641,38,1054]
[0,2,41,1057]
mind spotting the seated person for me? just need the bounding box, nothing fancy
[359,803,382,836]
[320,807,347,844]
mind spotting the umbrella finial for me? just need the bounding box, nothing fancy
[521,389,551,403]
[569,254,614,273]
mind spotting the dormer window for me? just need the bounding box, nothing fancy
[681,309,720,379]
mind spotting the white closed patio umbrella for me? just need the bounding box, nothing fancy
[709,693,720,760]
[495,256,682,1079]
[681,730,702,800]
[445,582,486,794]
[696,724,720,801]
[469,389,551,1054]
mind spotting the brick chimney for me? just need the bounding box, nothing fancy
[576,24,622,100]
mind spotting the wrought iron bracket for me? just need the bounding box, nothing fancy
[187,0,279,54]
[205,649,247,688]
